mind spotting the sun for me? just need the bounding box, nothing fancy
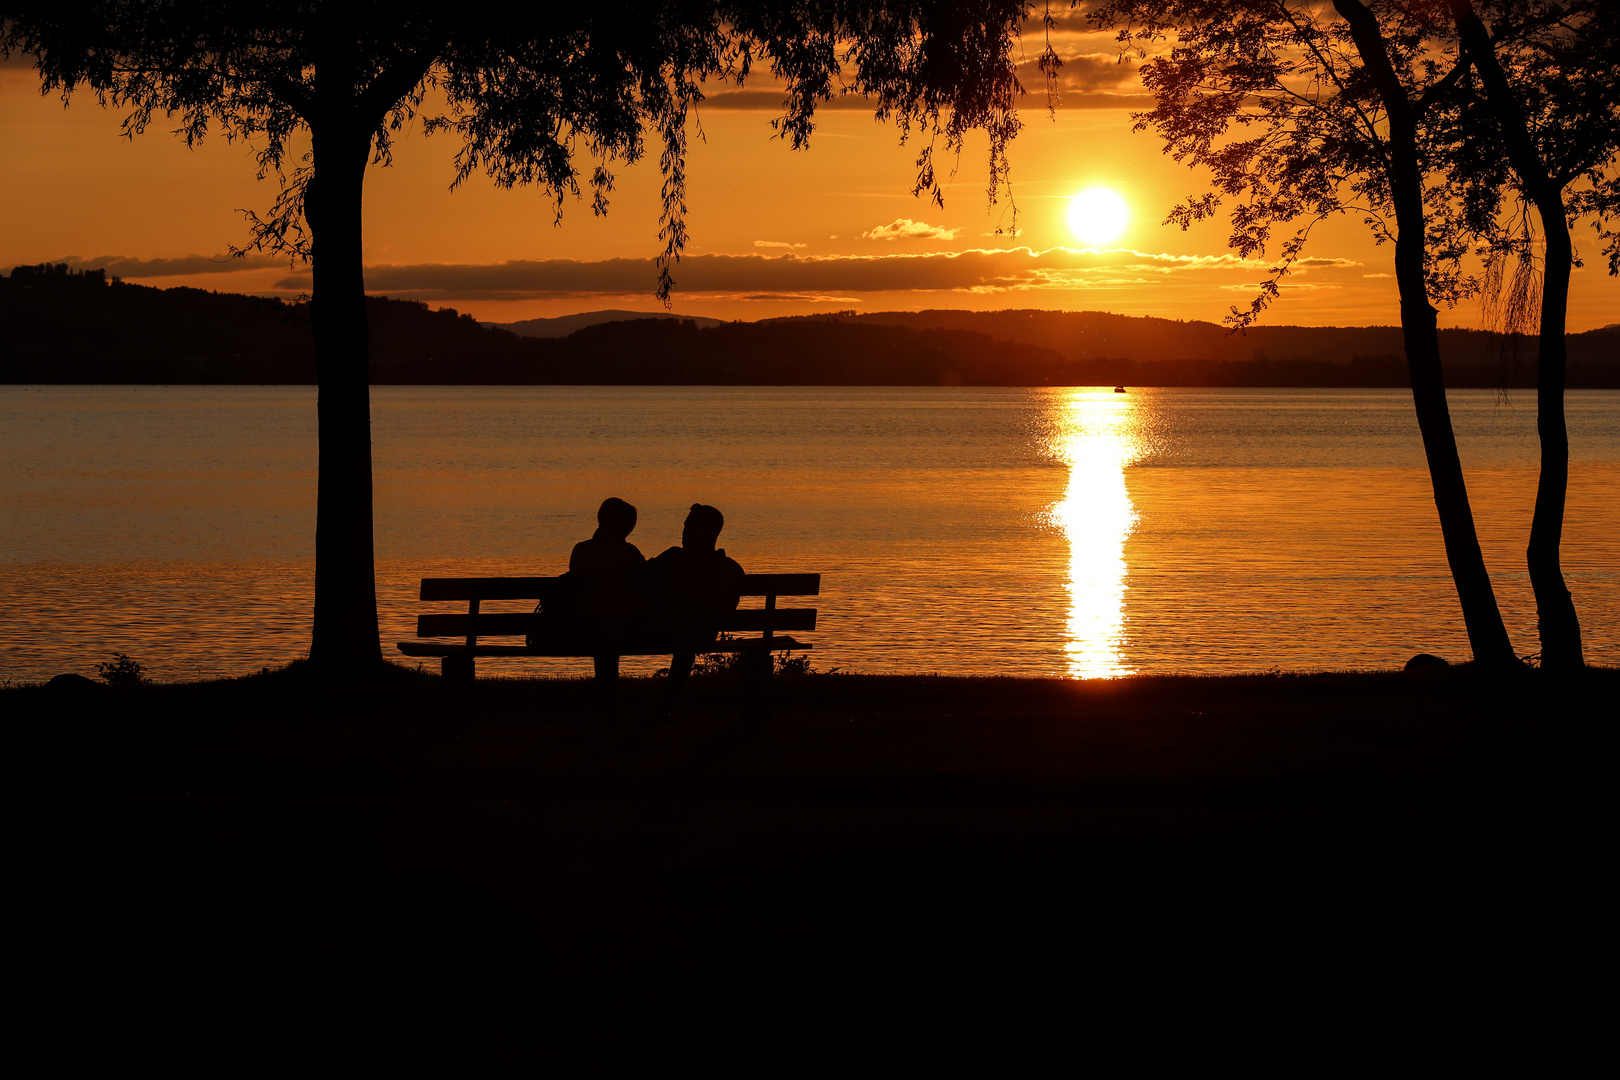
[1067,187,1130,246]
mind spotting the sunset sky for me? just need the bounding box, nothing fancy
[4,20,1617,331]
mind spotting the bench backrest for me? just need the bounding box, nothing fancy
[413,573,820,643]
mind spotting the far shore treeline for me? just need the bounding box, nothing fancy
[5,263,1618,387]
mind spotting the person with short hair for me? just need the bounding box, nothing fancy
[570,497,644,594]
[540,497,647,685]
[649,503,745,687]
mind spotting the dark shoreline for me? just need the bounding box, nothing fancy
[9,268,1618,388]
[8,668,1612,1070]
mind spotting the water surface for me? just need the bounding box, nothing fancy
[3,385,1616,681]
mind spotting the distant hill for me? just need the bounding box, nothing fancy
[1,263,537,384]
[5,266,1617,386]
[773,308,1620,374]
[486,309,727,338]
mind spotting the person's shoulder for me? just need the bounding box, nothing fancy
[651,545,683,564]
[621,541,645,562]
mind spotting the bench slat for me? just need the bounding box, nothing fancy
[725,608,817,631]
[416,607,817,639]
[739,573,820,597]
[399,637,809,659]
[420,573,819,603]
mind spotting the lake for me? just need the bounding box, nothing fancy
[3,385,1617,682]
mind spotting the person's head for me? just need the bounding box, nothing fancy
[682,503,724,550]
[596,497,637,540]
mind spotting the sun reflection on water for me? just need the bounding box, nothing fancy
[1051,390,1141,678]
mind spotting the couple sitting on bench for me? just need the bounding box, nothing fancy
[537,497,745,687]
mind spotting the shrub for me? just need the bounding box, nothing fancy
[95,653,146,687]
[699,637,837,677]
[774,652,838,677]
[654,635,838,678]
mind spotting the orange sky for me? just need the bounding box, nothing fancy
[3,25,1617,331]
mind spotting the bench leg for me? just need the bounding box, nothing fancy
[668,652,695,687]
[592,655,621,717]
[442,654,475,684]
[738,648,774,722]
[738,648,773,687]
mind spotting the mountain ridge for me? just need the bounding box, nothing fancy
[484,309,727,338]
[5,265,1616,386]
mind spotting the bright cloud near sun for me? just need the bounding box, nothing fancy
[862,218,962,241]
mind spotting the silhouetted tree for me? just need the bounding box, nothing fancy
[1090,0,1522,668]
[1436,0,1620,671]
[2,1,1032,673]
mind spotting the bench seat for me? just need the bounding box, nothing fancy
[397,635,809,660]
[397,572,820,682]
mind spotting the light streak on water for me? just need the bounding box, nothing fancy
[1050,391,1140,678]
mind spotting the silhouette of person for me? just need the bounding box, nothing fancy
[650,503,745,688]
[557,497,646,684]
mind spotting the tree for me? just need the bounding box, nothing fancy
[3,0,1033,673]
[1436,0,1620,671]
[1089,0,1521,668]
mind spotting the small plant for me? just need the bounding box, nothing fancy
[775,652,838,677]
[652,636,839,679]
[95,653,147,687]
[691,634,742,676]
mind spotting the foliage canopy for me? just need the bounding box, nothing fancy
[3,1,1043,297]
[1087,0,1618,327]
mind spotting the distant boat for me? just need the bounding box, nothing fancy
[1113,385,1126,393]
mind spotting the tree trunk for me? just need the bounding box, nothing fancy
[1451,1,1584,670]
[1526,208,1583,669]
[306,125,383,672]
[1336,0,1519,668]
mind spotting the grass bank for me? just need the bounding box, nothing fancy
[7,668,1613,1074]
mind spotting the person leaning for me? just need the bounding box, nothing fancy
[533,496,647,685]
[649,503,744,687]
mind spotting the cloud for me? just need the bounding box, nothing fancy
[1297,257,1362,268]
[708,81,1154,112]
[1019,53,1141,93]
[862,218,962,241]
[1013,52,1155,108]
[1043,91,1156,108]
[697,89,878,111]
[1363,272,1394,279]
[753,240,807,250]
[720,292,862,303]
[685,35,1149,114]
[1019,13,1128,35]
[1219,282,1343,292]
[265,246,1290,302]
[36,253,287,277]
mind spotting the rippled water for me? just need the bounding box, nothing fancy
[3,385,1617,682]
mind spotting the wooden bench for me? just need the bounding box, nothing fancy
[396,573,820,683]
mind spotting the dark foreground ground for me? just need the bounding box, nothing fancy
[6,667,1614,1075]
